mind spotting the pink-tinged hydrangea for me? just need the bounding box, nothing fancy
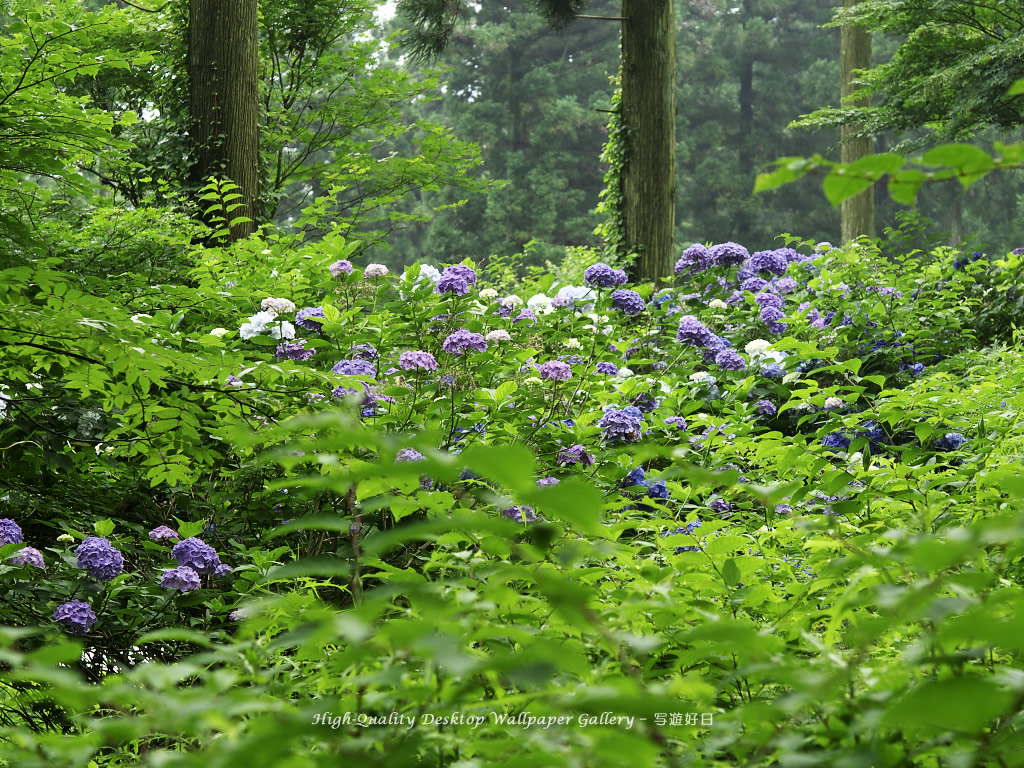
[442,329,488,355]
[276,339,316,362]
[161,565,201,592]
[676,315,716,347]
[596,361,618,375]
[363,263,389,278]
[53,601,97,635]
[611,289,646,316]
[330,259,353,276]
[148,525,179,542]
[171,537,222,575]
[0,519,23,546]
[557,444,595,467]
[332,359,376,377]
[675,243,713,275]
[501,505,537,523]
[74,536,124,581]
[584,263,628,288]
[261,297,296,314]
[538,360,572,381]
[710,242,749,267]
[11,546,44,568]
[295,307,325,332]
[598,409,643,443]
[399,350,439,372]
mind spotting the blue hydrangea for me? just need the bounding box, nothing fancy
[53,601,97,635]
[611,289,646,315]
[74,536,124,582]
[821,432,852,451]
[584,263,628,288]
[934,432,968,451]
[676,315,717,347]
[762,363,786,379]
[746,249,789,276]
[675,243,714,275]
[622,467,646,487]
[161,566,201,592]
[714,349,746,371]
[0,519,23,546]
[171,537,222,575]
[710,242,749,267]
[598,409,644,443]
[708,497,732,513]
[646,481,669,500]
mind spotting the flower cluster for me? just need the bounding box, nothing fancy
[442,330,488,355]
[583,263,627,289]
[74,536,124,581]
[538,360,572,381]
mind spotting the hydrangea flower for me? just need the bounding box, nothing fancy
[527,294,554,315]
[161,566,201,592]
[513,307,537,326]
[268,321,296,340]
[710,242,749,267]
[332,359,376,377]
[583,263,628,289]
[596,361,618,375]
[479,288,499,301]
[821,432,852,451]
[295,307,325,332]
[598,409,643,443]
[11,546,44,568]
[557,444,595,467]
[260,297,296,314]
[610,289,646,315]
[708,497,732,513]
[740,277,769,294]
[501,505,537,523]
[708,298,728,309]
[646,481,669,500]
[538,360,572,381]
[442,330,488,355]
[148,525,180,542]
[714,349,747,371]
[399,351,439,372]
[171,537,222,575]
[239,309,278,340]
[824,397,844,410]
[486,329,511,343]
[276,339,316,362]
[412,263,441,285]
[675,243,713,274]
[537,476,560,487]
[676,315,716,347]
[396,448,426,462]
[330,259,353,276]
[552,285,595,311]
[665,416,688,430]
[0,518,23,546]
[774,276,799,293]
[935,432,968,451]
[622,467,646,487]
[754,399,777,416]
[437,268,471,296]
[747,250,789,276]
[444,264,478,285]
[363,263,389,278]
[755,292,784,310]
[74,536,124,581]
[53,601,97,635]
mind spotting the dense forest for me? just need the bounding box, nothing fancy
[3,0,1024,766]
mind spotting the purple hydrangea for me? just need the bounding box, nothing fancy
[675,243,714,275]
[610,289,646,316]
[399,351,439,372]
[332,359,376,377]
[740,277,769,293]
[536,476,560,487]
[74,536,124,582]
[755,399,777,416]
[332,385,359,399]
[755,292,784,310]
[295,307,326,332]
[148,525,180,543]
[760,306,785,323]
[747,249,789,276]
[821,432,852,451]
[11,546,44,568]
[501,505,537,523]
[584,263,628,289]
[171,537,222,575]
[708,497,732,514]
[0,519,23,546]
[596,361,619,375]
[276,339,316,362]
[538,360,572,381]
[437,267,471,296]
[557,444,595,467]
[934,432,968,451]
[665,416,688,430]
[329,260,353,276]
[53,601,97,635]
[513,308,537,326]
[442,330,488,355]
[598,408,644,443]
[396,448,426,462]
[350,343,379,361]
[161,565,201,592]
[676,315,717,347]
[774,276,799,294]
[710,242,749,267]
[444,264,478,285]
[714,349,747,371]
[214,563,233,578]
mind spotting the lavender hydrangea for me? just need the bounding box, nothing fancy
[0,519,23,546]
[442,329,488,355]
[399,351,439,372]
[538,360,572,381]
[710,242,749,267]
[161,565,201,592]
[171,537,222,575]
[363,263,389,278]
[598,408,643,442]
[74,536,124,581]
[714,349,747,371]
[536,476,560,487]
[596,361,619,375]
[148,525,180,542]
[350,343,378,361]
[276,339,316,362]
[501,505,537,523]
[443,264,477,285]
[755,292,784,310]
[755,399,777,416]
[437,267,471,296]
[747,249,789,276]
[610,289,646,315]
[332,359,376,377]
[329,260,353,276]
[295,306,325,332]
[708,497,732,514]
[396,448,426,462]
[760,306,787,334]
[53,601,97,635]
[557,444,595,467]
[11,546,44,568]
[740,277,769,293]
[584,263,628,288]
[675,243,714,275]
[774,276,799,294]
[665,416,688,430]
[676,315,717,347]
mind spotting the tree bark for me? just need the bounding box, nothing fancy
[840,0,874,243]
[188,0,260,241]
[621,0,676,284]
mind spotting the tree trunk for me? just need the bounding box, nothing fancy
[188,0,260,241]
[621,0,676,284]
[840,0,874,243]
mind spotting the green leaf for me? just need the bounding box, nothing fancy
[887,677,1011,732]
[461,444,535,494]
[823,168,874,207]
[721,558,740,586]
[523,479,607,537]
[1008,78,1024,96]
[93,519,114,537]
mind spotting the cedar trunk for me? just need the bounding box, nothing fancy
[621,0,676,284]
[840,0,874,243]
[188,0,260,241]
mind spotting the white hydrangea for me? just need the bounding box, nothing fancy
[524,377,542,386]
[562,338,582,350]
[745,339,772,357]
[614,366,634,380]
[261,297,295,314]
[414,264,441,284]
[268,321,296,340]
[501,294,524,308]
[527,293,554,315]
[708,299,728,310]
[554,285,595,311]
[364,263,389,278]
[690,371,716,385]
[239,310,277,340]
[209,327,229,337]
[824,397,844,410]
[479,288,498,301]
[486,329,511,342]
